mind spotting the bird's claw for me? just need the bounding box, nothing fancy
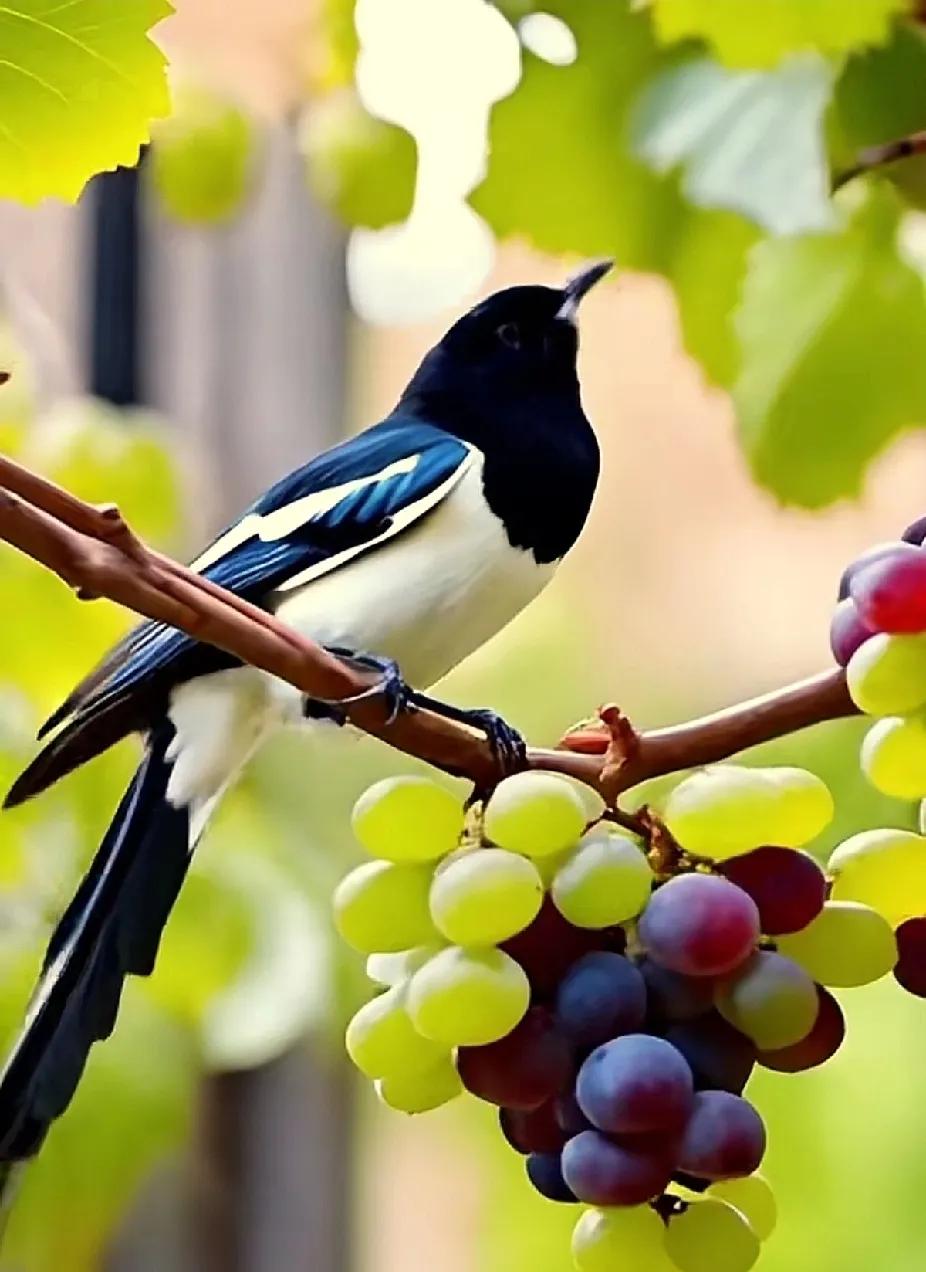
[312,649,416,726]
[462,707,527,775]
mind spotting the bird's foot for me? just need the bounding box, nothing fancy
[311,648,416,726]
[410,694,527,775]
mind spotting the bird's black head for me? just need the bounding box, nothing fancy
[398,261,612,446]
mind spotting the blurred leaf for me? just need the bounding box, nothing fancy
[150,85,258,225]
[301,87,417,230]
[833,21,926,208]
[0,0,171,205]
[733,188,926,506]
[311,0,360,90]
[649,0,909,69]
[633,55,835,235]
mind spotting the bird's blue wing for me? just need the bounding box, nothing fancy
[36,419,475,740]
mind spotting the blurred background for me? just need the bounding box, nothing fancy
[1,0,926,1267]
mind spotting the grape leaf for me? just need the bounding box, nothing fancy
[633,55,835,235]
[650,0,908,69]
[733,190,926,506]
[0,0,172,205]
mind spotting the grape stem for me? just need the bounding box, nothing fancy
[832,128,926,192]
[0,451,858,804]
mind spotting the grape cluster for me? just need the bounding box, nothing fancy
[831,516,926,994]
[332,757,907,1271]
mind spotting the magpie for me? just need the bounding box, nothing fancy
[0,260,609,1175]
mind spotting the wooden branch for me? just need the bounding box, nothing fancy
[0,454,859,802]
[832,129,926,192]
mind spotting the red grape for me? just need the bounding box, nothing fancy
[638,874,759,977]
[457,1006,573,1109]
[500,1102,568,1154]
[676,1091,766,1181]
[850,550,926,633]
[554,1090,591,1136]
[894,917,926,997]
[757,986,845,1072]
[718,847,826,936]
[500,897,601,995]
[838,541,919,601]
[639,958,715,1023]
[830,598,874,666]
[665,1012,756,1095]
[561,1129,673,1206]
[576,1034,694,1135]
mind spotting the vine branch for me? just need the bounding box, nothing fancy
[0,454,859,804]
[832,128,926,192]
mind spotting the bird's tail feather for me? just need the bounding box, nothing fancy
[0,723,198,1175]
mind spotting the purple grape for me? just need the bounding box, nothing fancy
[830,598,874,666]
[554,1090,591,1137]
[718,847,826,936]
[902,515,926,546]
[838,541,919,601]
[561,1129,673,1206]
[665,1012,756,1095]
[638,875,759,977]
[457,1007,573,1109]
[676,1091,766,1180]
[501,898,603,995]
[576,1034,694,1135]
[554,952,646,1048]
[638,958,715,1024]
[850,551,926,633]
[500,1102,567,1154]
[758,986,845,1072]
[895,918,926,998]
[526,1151,577,1203]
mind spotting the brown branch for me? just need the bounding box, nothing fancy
[0,454,859,801]
[832,129,926,192]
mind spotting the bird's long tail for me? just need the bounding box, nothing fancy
[0,722,202,1184]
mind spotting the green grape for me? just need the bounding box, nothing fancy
[552,829,652,928]
[716,951,818,1050]
[777,901,897,988]
[571,1205,676,1272]
[407,946,530,1046]
[333,860,436,953]
[365,946,438,987]
[484,772,587,858]
[828,828,926,925]
[429,848,543,945]
[150,86,255,225]
[847,632,926,716]
[861,713,926,798]
[345,985,447,1079]
[707,1175,777,1241]
[375,1055,462,1114]
[535,845,574,888]
[351,775,465,862]
[662,765,832,861]
[665,1199,760,1272]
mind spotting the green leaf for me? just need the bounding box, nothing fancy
[150,85,257,225]
[733,189,926,506]
[650,0,909,69]
[0,0,172,205]
[633,55,836,235]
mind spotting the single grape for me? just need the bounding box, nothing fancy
[576,1034,694,1135]
[365,946,436,987]
[345,985,446,1078]
[456,1006,573,1109]
[777,900,897,988]
[830,598,873,666]
[572,1205,676,1272]
[561,1129,673,1206]
[838,541,919,600]
[555,952,647,1048]
[718,847,826,936]
[676,1091,766,1181]
[902,516,926,546]
[551,830,653,928]
[758,986,845,1072]
[499,1101,567,1154]
[500,896,602,995]
[526,1151,577,1202]
[665,1012,756,1095]
[483,772,587,858]
[860,714,926,800]
[407,946,530,1046]
[707,1174,777,1240]
[375,1055,462,1113]
[639,958,716,1024]
[554,1090,591,1137]
[846,632,926,715]
[894,917,926,996]
[351,775,464,862]
[828,827,926,924]
[665,1199,761,1272]
[638,874,759,977]
[333,860,436,953]
[428,848,543,946]
[850,549,926,633]
[662,765,833,860]
[716,951,818,1050]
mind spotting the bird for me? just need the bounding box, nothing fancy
[0,260,610,1181]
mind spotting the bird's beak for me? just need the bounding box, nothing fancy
[557,259,613,322]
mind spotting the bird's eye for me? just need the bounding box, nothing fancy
[496,322,521,350]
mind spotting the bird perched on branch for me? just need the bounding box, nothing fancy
[0,261,609,1182]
